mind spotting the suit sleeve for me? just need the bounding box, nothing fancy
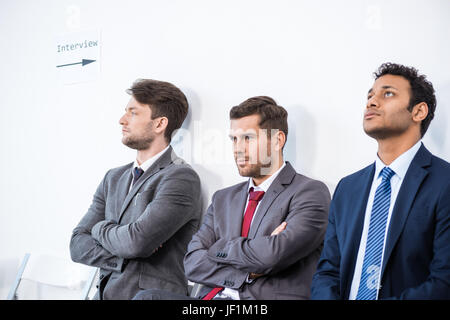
[385,181,450,300]
[206,180,331,276]
[183,192,249,289]
[90,166,201,259]
[310,181,343,299]
[70,170,126,272]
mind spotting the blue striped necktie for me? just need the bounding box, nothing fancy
[356,166,395,300]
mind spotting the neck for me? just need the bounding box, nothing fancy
[252,154,284,186]
[376,133,420,165]
[136,139,169,166]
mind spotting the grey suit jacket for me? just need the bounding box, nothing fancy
[184,162,331,299]
[70,146,202,300]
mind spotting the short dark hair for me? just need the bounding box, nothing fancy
[374,62,436,137]
[126,79,189,142]
[229,96,288,140]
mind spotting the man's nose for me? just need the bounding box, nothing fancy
[366,95,379,109]
[119,113,127,125]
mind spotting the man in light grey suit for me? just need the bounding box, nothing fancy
[70,79,202,300]
[135,96,330,300]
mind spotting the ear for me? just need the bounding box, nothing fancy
[411,102,428,123]
[154,117,169,134]
[272,130,286,152]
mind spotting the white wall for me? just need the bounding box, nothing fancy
[1,0,449,298]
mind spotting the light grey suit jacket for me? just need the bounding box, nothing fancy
[70,146,202,300]
[184,162,330,299]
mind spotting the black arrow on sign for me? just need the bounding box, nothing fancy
[56,59,96,68]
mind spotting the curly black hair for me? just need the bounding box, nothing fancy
[374,62,436,137]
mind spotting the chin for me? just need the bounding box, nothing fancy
[235,163,252,177]
[236,166,250,177]
[364,126,393,140]
[237,164,264,179]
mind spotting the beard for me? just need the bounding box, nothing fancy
[235,158,275,178]
[122,124,156,150]
[122,135,154,150]
[234,141,278,178]
[237,163,264,179]
[363,120,410,140]
[363,103,414,140]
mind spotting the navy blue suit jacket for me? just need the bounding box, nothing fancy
[311,144,450,299]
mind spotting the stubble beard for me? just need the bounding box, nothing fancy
[122,124,156,151]
[122,135,154,150]
[236,158,276,179]
[364,102,414,140]
[237,163,264,179]
[235,142,276,178]
[363,119,410,141]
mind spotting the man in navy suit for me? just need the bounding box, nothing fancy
[311,62,450,299]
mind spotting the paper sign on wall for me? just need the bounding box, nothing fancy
[55,29,100,85]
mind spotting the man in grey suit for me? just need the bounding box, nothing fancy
[135,96,330,300]
[70,79,202,300]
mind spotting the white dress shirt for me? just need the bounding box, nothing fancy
[219,162,286,300]
[349,140,422,299]
[129,145,170,192]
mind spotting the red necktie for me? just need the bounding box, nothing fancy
[241,188,265,237]
[202,187,265,300]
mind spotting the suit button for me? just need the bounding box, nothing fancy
[223,280,233,286]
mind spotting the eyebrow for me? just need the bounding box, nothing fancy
[381,85,398,90]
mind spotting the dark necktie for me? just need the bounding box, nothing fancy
[202,187,265,300]
[132,167,144,186]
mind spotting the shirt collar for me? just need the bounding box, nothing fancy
[133,145,170,173]
[374,140,422,180]
[247,162,286,193]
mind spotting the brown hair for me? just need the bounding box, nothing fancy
[229,96,288,140]
[126,79,189,142]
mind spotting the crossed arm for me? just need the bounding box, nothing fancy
[248,222,287,279]
[70,167,200,270]
[70,170,125,272]
[184,181,330,288]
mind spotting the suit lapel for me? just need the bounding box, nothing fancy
[118,146,177,223]
[342,163,375,297]
[381,144,431,278]
[229,181,250,238]
[248,162,295,238]
[114,164,133,222]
